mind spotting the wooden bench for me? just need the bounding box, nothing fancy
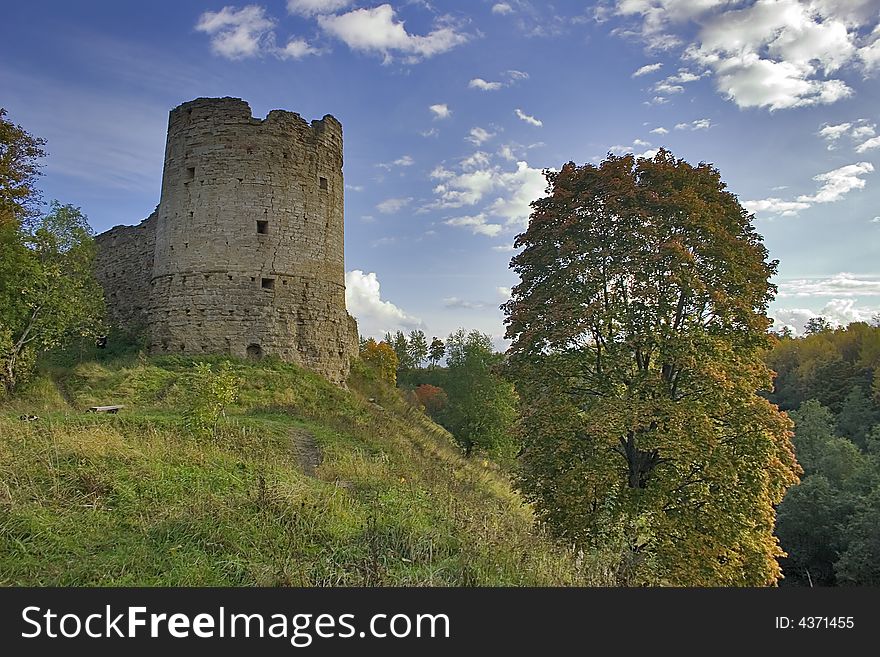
[87,405,125,414]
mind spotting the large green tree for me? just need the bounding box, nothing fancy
[0,202,105,395]
[440,329,518,459]
[503,150,800,586]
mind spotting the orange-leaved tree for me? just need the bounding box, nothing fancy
[502,150,800,586]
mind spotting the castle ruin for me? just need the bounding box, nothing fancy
[95,97,359,383]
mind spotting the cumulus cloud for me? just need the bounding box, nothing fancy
[376,197,413,214]
[818,119,876,150]
[278,38,320,59]
[855,136,880,153]
[287,0,352,16]
[514,108,543,127]
[444,213,503,237]
[777,273,880,298]
[492,2,514,15]
[345,270,422,337]
[772,299,880,335]
[745,162,874,216]
[469,78,503,91]
[497,286,512,299]
[429,103,451,119]
[195,5,275,59]
[674,118,712,130]
[742,198,812,217]
[797,162,874,204]
[650,126,669,135]
[632,62,663,77]
[378,154,415,169]
[614,0,879,111]
[467,127,496,145]
[317,4,469,63]
[430,154,546,230]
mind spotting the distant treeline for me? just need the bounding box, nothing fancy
[766,321,880,586]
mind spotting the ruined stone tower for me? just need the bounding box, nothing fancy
[95,97,359,383]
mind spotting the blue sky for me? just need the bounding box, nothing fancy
[2,0,879,344]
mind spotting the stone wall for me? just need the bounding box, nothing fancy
[95,98,358,383]
[94,211,157,333]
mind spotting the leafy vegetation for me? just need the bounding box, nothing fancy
[0,349,610,586]
[502,150,800,586]
[767,323,880,586]
[0,108,104,397]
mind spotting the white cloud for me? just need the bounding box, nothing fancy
[376,197,413,214]
[514,108,543,127]
[772,299,880,335]
[430,155,546,230]
[632,62,663,77]
[444,213,503,237]
[650,126,669,135]
[654,80,684,94]
[507,69,529,81]
[492,3,514,15]
[467,127,496,145]
[819,121,853,147]
[469,78,503,91]
[818,119,876,150]
[778,273,880,298]
[394,155,414,166]
[287,0,352,16]
[743,198,812,217]
[615,0,879,111]
[492,244,517,252]
[797,162,874,204]
[746,161,874,216]
[443,297,490,310]
[317,4,469,63]
[430,103,451,119]
[674,118,712,130]
[461,151,491,171]
[497,286,512,299]
[346,270,422,337]
[488,161,546,227]
[279,38,320,59]
[855,136,880,153]
[195,5,275,60]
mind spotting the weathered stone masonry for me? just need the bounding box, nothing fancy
[95,97,359,383]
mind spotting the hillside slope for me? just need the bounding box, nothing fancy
[0,353,608,585]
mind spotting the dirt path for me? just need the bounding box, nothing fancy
[290,427,322,476]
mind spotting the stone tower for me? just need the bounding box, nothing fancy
[95,97,359,383]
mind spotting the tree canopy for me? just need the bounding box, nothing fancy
[503,150,800,586]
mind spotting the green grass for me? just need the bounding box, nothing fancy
[0,351,613,586]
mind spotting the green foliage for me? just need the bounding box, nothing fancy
[407,330,428,369]
[428,337,445,368]
[0,355,612,586]
[776,396,880,586]
[439,329,518,460]
[0,202,104,396]
[503,150,799,586]
[765,322,880,413]
[184,361,241,437]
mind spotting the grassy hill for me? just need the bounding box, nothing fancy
[0,349,609,586]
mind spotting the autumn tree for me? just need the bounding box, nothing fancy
[503,150,800,586]
[0,107,45,225]
[428,337,445,368]
[360,338,399,386]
